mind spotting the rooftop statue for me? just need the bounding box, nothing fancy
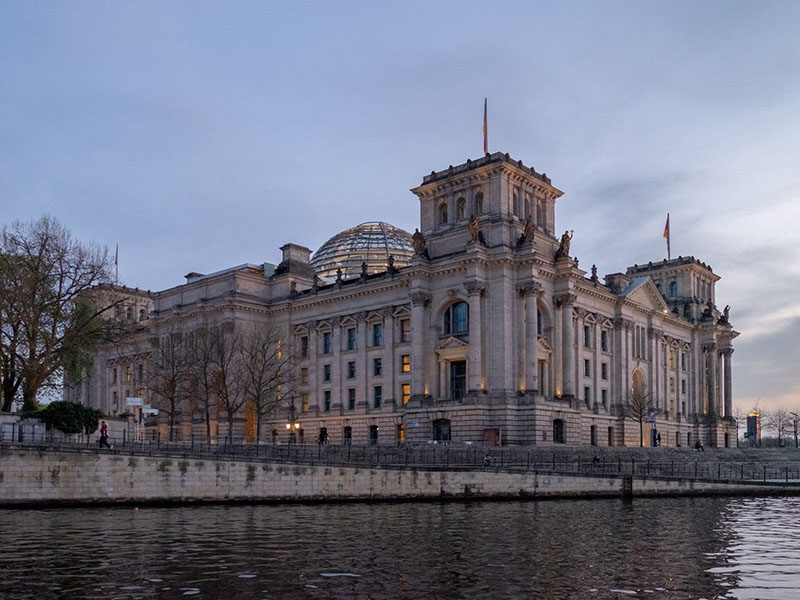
[555,229,572,259]
[412,228,427,257]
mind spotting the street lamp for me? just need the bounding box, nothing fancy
[285,398,300,444]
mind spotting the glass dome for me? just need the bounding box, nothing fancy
[311,221,414,280]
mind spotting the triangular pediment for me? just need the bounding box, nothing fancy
[538,337,553,353]
[436,336,469,351]
[621,277,670,313]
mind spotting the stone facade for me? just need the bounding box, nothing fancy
[67,152,738,447]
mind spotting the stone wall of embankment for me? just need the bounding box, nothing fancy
[0,449,795,506]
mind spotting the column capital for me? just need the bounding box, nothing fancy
[519,281,543,297]
[409,290,432,306]
[464,280,486,297]
[721,347,734,356]
[613,316,634,330]
[647,327,665,339]
[553,292,577,308]
[702,342,717,352]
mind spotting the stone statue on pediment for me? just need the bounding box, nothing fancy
[555,230,572,259]
[517,216,535,247]
[412,228,427,257]
[718,305,730,324]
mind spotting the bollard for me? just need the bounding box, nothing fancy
[157,431,161,450]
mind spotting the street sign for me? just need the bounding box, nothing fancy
[142,407,159,415]
[125,397,143,406]
[644,415,656,424]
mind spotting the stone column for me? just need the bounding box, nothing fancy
[355,313,367,409]
[722,348,733,418]
[704,343,717,415]
[409,291,431,399]
[331,317,342,411]
[382,308,395,408]
[465,281,486,392]
[521,283,542,394]
[308,326,318,411]
[556,293,577,398]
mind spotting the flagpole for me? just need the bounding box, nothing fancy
[115,243,119,285]
[483,98,488,155]
[666,214,671,260]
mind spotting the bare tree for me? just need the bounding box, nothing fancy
[209,327,247,440]
[624,386,656,447]
[239,327,294,444]
[765,408,792,447]
[189,327,220,441]
[0,216,114,411]
[145,331,193,442]
[732,404,747,447]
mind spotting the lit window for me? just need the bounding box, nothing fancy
[126,366,131,382]
[401,354,411,373]
[301,368,308,384]
[301,393,308,412]
[402,383,411,405]
[444,302,468,335]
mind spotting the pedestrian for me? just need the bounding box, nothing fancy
[99,420,112,449]
[483,453,492,467]
[656,432,662,447]
[694,440,704,452]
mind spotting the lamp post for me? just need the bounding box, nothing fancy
[791,412,799,449]
[285,398,300,444]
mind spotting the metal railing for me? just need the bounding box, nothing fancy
[4,432,800,486]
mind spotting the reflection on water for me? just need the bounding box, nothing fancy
[0,496,799,599]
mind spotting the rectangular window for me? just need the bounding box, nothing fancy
[372,323,383,346]
[347,361,356,379]
[601,330,608,352]
[401,354,411,373]
[681,352,687,371]
[670,377,675,393]
[400,319,410,342]
[373,358,382,376]
[583,325,591,348]
[323,364,331,382]
[301,392,308,412]
[300,336,308,358]
[347,327,357,351]
[112,391,118,409]
[584,359,590,377]
[373,385,382,408]
[583,386,591,408]
[601,389,608,408]
[324,390,331,412]
[322,331,332,354]
[348,388,356,410]
[402,383,411,405]
[669,349,676,369]
[601,362,608,380]
[138,364,143,381]
[681,379,686,394]
[112,368,117,385]
[301,367,308,384]
[126,366,131,382]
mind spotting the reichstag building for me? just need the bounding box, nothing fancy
[68,152,738,447]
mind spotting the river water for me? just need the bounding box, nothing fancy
[1,496,799,599]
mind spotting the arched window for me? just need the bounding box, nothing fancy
[139,308,147,322]
[444,301,468,335]
[439,202,448,225]
[456,197,466,220]
[474,192,483,215]
[669,281,678,298]
[126,307,133,320]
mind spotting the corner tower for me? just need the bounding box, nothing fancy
[410,152,563,259]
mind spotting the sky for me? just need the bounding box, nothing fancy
[2,1,799,411]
